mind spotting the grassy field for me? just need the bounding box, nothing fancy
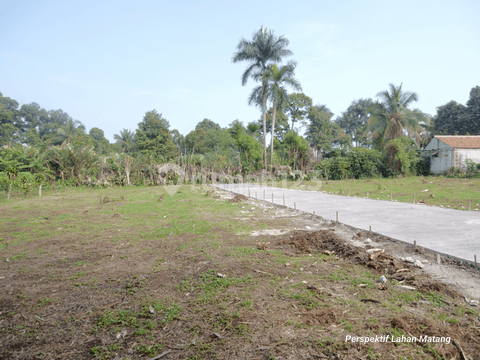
[272,176,480,211]
[1,184,479,359]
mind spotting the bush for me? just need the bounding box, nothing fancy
[314,148,382,180]
[465,159,480,178]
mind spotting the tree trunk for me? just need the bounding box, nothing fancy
[270,100,277,168]
[262,83,267,169]
[38,184,42,197]
[7,183,11,200]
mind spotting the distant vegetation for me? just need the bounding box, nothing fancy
[1,27,480,195]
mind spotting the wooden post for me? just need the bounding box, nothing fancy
[272,193,274,203]
[294,202,296,210]
[437,254,441,264]
[413,194,415,204]
[255,191,257,199]
[475,255,477,269]
[367,192,369,199]
[263,189,265,201]
[414,240,417,249]
[248,189,250,197]
[283,194,285,206]
[369,226,372,233]
[313,211,316,215]
[390,190,393,201]
[469,202,471,211]
[336,211,339,222]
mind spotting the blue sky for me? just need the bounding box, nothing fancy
[1,0,479,142]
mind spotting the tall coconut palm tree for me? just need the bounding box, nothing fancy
[248,61,301,166]
[114,129,135,153]
[232,26,293,168]
[365,83,419,169]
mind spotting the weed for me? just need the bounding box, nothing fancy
[38,297,54,307]
[136,343,163,357]
[91,343,120,359]
[240,300,253,308]
[71,261,86,267]
[68,272,86,280]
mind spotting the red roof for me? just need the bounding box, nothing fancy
[435,136,480,149]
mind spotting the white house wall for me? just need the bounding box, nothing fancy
[453,148,480,169]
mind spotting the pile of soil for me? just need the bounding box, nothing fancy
[279,230,360,257]
[230,194,248,202]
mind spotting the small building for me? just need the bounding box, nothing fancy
[424,136,480,174]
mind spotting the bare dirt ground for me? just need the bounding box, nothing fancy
[1,186,480,359]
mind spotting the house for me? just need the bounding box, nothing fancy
[424,136,480,174]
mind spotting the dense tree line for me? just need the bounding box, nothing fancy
[433,86,480,135]
[1,27,479,197]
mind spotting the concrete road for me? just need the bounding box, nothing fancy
[213,183,480,263]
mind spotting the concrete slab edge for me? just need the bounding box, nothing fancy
[211,184,479,271]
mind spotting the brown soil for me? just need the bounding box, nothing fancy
[230,194,248,202]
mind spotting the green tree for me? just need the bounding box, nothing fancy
[339,98,375,147]
[37,109,71,142]
[0,92,21,144]
[282,131,310,171]
[24,148,52,196]
[264,108,290,140]
[365,83,420,170]
[229,120,263,173]
[285,93,313,131]
[264,62,301,165]
[170,129,186,155]
[0,146,29,199]
[0,123,18,145]
[194,119,221,132]
[433,101,469,135]
[135,110,177,160]
[386,137,419,175]
[306,105,350,158]
[89,127,110,154]
[54,119,86,145]
[184,120,222,154]
[114,129,135,153]
[466,85,480,134]
[232,26,293,168]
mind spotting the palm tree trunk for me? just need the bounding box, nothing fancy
[38,184,42,197]
[270,100,277,167]
[262,83,267,169]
